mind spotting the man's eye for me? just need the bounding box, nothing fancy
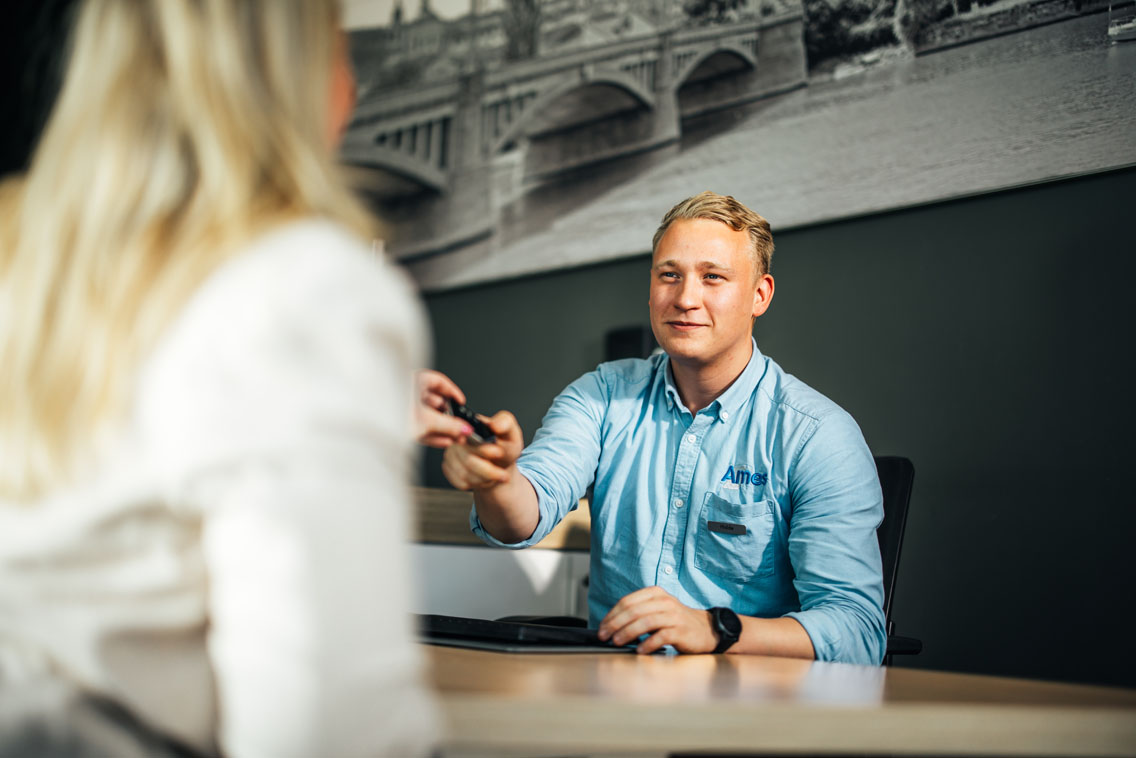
[661,272,679,279]
[705,273,723,280]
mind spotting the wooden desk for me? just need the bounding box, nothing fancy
[426,645,1136,757]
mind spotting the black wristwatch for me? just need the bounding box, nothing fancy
[709,606,742,654]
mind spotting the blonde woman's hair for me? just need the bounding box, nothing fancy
[0,0,374,500]
[652,191,774,276]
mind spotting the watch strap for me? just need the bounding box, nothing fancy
[710,607,741,654]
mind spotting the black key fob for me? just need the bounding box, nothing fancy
[446,399,496,444]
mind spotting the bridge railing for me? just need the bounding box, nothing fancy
[353,11,803,126]
[345,11,807,178]
[351,82,461,128]
[483,38,664,90]
[483,17,791,89]
[493,13,801,85]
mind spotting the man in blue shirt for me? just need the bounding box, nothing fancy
[442,191,886,665]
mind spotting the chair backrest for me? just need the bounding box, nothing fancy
[874,456,915,623]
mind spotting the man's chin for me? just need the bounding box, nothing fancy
[658,340,708,364]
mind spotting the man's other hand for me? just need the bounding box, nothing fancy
[441,411,524,491]
[597,586,718,655]
[415,370,470,448]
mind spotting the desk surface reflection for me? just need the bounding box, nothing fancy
[426,645,1136,758]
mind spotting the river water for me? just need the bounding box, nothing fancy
[406,13,1136,291]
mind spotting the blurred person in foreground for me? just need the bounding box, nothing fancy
[0,1,435,755]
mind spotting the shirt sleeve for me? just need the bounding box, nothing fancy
[138,222,436,757]
[470,368,607,548]
[782,409,887,666]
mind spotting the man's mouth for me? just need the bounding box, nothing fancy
[667,321,706,331]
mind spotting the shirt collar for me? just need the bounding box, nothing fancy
[661,338,766,421]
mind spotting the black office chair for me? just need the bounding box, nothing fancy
[874,455,923,665]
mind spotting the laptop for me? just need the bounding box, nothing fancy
[416,613,636,653]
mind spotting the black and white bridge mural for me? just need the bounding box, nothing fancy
[341,12,806,259]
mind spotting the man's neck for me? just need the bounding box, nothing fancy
[670,341,754,414]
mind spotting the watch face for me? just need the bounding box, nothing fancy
[717,608,742,637]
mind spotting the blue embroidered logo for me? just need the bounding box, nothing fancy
[720,465,768,489]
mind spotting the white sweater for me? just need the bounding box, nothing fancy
[0,220,436,757]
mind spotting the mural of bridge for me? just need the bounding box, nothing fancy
[341,12,807,259]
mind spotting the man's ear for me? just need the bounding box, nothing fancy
[752,274,775,318]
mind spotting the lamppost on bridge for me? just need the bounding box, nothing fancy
[463,0,487,75]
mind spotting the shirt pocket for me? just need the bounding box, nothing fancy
[694,493,777,581]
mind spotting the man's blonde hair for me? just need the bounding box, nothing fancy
[0,0,374,500]
[652,191,774,276]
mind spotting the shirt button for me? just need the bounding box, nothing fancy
[663,565,674,575]
[685,434,696,445]
[721,410,730,421]
[673,498,683,508]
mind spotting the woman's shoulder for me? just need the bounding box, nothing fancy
[208,218,408,309]
[132,217,425,472]
[164,217,420,350]
[237,217,379,273]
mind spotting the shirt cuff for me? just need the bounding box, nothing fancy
[786,609,840,665]
[785,608,884,666]
[468,484,549,550]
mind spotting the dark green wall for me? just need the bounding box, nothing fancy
[421,166,1136,688]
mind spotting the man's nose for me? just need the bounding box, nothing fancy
[675,278,702,310]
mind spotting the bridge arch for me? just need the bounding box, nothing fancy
[338,143,449,195]
[490,70,656,155]
[672,44,758,92]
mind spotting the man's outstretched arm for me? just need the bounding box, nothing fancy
[442,411,540,544]
[444,370,608,548]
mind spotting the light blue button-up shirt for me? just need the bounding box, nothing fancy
[471,341,887,665]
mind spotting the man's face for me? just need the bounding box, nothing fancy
[649,217,772,369]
